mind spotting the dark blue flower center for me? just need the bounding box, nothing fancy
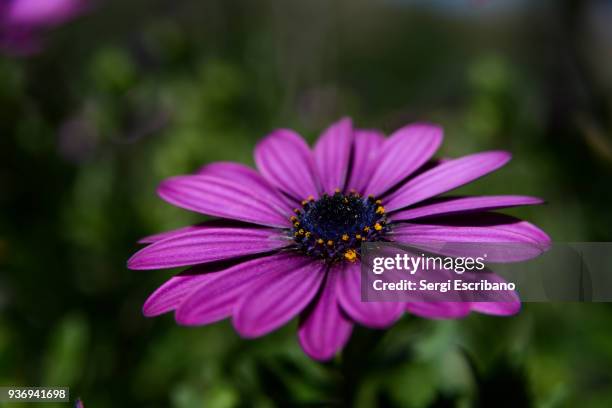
[290,191,389,263]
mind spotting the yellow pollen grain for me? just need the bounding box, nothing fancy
[375,199,382,205]
[301,200,308,206]
[308,195,315,201]
[355,234,362,240]
[290,216,297,222]
[374,223,382,231]
[294,222,300,227]
[376,206,385,215]
[363,226,370,232]
[293,208,301,214]
[341,234,349,241]
[305,232,311,238]
[368,194,375,199]
[298,229,305,235]
[344,249,357,262]
[327,240,334,247]
[317,238,324,245]
[334,188,341,194]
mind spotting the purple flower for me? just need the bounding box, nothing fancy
[128,118,550,361]
[0,0,88,55]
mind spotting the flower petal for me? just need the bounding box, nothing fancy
[255,129,319,200]
[385,151,512,211]
[345,129,386,194]
[391,195,544,221]
[365,123,443,197]
[336,262,404,328]
[298,272,353,361]
[175,253,303,326]
[158,174,292,227]
[195,162,277,190]
[197,161,298,206]
[197,161,260,177]
[392,213,551,262]
[232,257,326,338]
[142,261,235,317]
[314,117,354,194]
[406,302,471,319]
[128,227,289,270]
[138,220,264,244]
[392,213,550,245]
[469,272,521,315]
[138,225,203,244]
[144,275,212,317]
[470,300,521,316]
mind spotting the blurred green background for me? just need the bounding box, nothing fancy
[2,0,612,406]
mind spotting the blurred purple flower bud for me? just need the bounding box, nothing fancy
[0,0,89,55]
